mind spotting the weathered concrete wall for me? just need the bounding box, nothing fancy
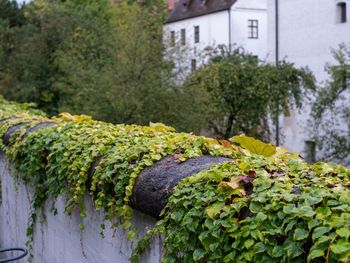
[0,153,162,263]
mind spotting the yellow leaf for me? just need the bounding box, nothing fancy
[219,181,239,190]
[205,203,224,219]
[149,122,176,132]
[230,134,276,157]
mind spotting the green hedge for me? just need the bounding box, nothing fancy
[0,97,349,263]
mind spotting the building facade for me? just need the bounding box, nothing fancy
[166,0,350,160]
[267,0,350,156]
[164,0,267,76]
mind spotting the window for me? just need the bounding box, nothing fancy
[181,28,186,45]
[248,19,259,39]
[194,26,200,43]
[337,2,347,23]
[191,59,197,72]
[170,31,175,47]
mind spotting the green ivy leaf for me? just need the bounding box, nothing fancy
[170,210,184,222]
[127,230,136,240]
[250,202,264,213]
[271,246,284,258]
[254,242,266,253]
[294,228,309,241]
[330,239,350,254]
[316,207,331,220]
[299,206,316,217]
[256,212,268,222]
[284,240,303,258]
[336,228,350,239]
[193,248,206,261]
[244,239,255,249]
[312,226,330,240]
[26,227,33,237]
[307,248,325,262]
[283,204,297,215]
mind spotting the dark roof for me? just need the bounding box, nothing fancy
[167,0,237,23]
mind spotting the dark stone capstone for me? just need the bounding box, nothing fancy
[130,155,232,218]
[3,122,30,146]
[23,122,56,138]
[3,122,56,146]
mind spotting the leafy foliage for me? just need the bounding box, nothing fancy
[0,0,26,27]
[183,48,315,141]
[0,97,241,253]
[0,96,44,117]
[0,0,191,130]
[311,43,350,166]
[0,1,316,140]
[1,98,350,263]
[134,153,350,263]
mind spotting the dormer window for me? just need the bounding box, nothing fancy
[337,2,347,23]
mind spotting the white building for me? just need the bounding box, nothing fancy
[165,0,349,161]
[164,0,267,76]
[267,0,350,157]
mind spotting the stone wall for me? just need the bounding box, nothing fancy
[0,153,162,263]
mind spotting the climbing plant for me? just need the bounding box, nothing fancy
[0,97,349,263]
[133,153,350,262]
[0,96,241,251]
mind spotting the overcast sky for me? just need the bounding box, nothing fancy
[16,0,32,4]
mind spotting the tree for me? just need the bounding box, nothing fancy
[182,47,315,141]
[311,43,350,166]
[0,0,26,27]
[0,0,189,129]
[0,0,80,114]
[54,0,177,125]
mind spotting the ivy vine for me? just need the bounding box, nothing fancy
[133,156,350,262]
[0,97,349,263]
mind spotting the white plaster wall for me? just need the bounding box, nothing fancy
[268,0,350,81]
[164,10,230,71]
[267,0,350,155]
[164,10,230,50]
[231,0,268,59]
[0,153,162,263]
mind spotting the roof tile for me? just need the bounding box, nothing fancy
[167,0,237,23]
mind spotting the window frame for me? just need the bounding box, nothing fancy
[181,28,186,45]
[170,30,175,47]
[194,25,200,43]
[248,19,259,39]
[337,2,347,23]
